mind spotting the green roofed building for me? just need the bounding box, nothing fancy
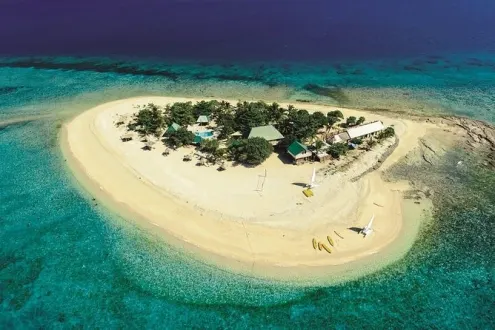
[193,135,203,144]
[248,125,284,145]
[165,123,180,134]
[196,115,210,125]
[287,140,312,165]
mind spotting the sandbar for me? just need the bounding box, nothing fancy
[61,96,435,283]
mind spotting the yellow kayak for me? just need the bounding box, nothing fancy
[312,238,317,250]
[327,235,334,247]
[321,243,332,254]
[317,242,323,251]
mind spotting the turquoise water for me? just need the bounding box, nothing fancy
[1,56,494,328]
[196,130,214,138]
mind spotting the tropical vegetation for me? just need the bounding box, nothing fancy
[124,100,389,165]
[165,128,195,148]
[127,103,165,137]
[378,127,395,139]
[327,142,349,159]
[228,137,273,165]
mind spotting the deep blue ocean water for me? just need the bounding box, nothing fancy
[1,1,494,328]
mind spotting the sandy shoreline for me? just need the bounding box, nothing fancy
[61,96,434,283]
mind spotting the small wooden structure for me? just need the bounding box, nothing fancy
[287,141,312,165]
[121,132,133,142]
[183,153,192,162]
[116,115,127,126]
[143,141,155,150]
[196,115,210,126]
[311,141,331,162]
[230,131,243,139]
[314,151,331,162]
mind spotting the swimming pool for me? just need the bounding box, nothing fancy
[195,130,214,138]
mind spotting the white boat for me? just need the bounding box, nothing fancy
[360,214,374,237]
[308,168,318,189]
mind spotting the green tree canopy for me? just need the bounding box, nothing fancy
[128,103,165,136]
[215,110,236,139]
[265,102,285,124]
[165,128,195,147]
[166,102,195,126]
[315,139,325,151]
[346,116,357,126]
[327,142,349,159]
[193,100,219,118]
[357,116,366,125]
[229,137,273,165]
[326,110,344,129]
[378,127,395,139]
[327,110,344,119]
[199,139,220,154]
[327,115,340,128]
[278,109,317,143]
[210,101,233,122]
[234,101,269,135]
[311,111,328,129]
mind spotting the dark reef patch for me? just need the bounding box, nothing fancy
[212,74,261,83]
[403,65,424,72]
[0,86,22,95]
[0,58,180,81]
[303,84,349,104]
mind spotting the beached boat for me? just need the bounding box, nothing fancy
[359,214,375,237]
[321,243,332,254]
[312,238,317,249]
[327,236,334,247]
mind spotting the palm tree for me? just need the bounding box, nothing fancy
[315,139,324,153]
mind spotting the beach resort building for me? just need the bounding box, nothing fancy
[121,132,133,142]
[287,141,312,165]
[331,120,385,143]
[196,115,210,126]
[248,125,284,146]
[312,141,331,162]
[165,122,180,134]
[230,131,243,139]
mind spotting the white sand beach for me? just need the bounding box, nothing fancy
[61,96,435,282]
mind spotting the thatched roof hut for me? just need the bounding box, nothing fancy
[196,115,210,125]
[144,141,155,150]
[230,131,243,139]
[121,132,133,142]
[165,123,181,135]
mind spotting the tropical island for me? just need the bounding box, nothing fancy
[62,96,440,282]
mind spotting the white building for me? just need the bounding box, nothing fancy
[331,121,385,143]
